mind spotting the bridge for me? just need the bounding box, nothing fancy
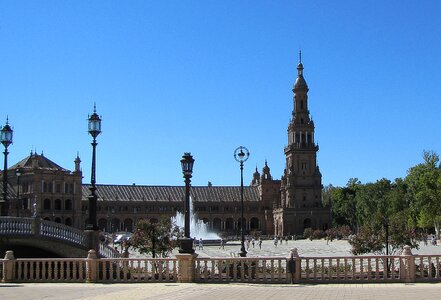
[0,217,119,258]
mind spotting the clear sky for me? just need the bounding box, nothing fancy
[1,1,440,187]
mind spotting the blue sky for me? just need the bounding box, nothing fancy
[1,1,440,187]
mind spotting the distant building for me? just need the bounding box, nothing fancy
[2,59,330,236]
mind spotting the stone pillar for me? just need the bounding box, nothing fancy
[32,217,41,236]
[286,248,300,284]
[2,250,15,283]
[176,253,198,283]
[84,230,100,255]
[400,245,415,283]
[86,249,99,283]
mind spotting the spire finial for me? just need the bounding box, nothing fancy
[299,49,302,64]
[93,102,97,113]
[6,115,9,125]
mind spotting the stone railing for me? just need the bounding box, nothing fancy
[194,257,287,283]
[99,242,121,259]
[0,217,33,235]
[0,217,117,258]
[40,219,87,246]
[2,246,441,283]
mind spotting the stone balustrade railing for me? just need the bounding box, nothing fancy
[40,219,86,246]
[2,246,441,284]
[0,217,118,258]
[194,257,287,283]
[0,217,33,235]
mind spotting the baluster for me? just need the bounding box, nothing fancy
[30,261,35,281]
[17,260,23,281]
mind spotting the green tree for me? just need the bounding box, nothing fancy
[349,178,419,255]
[130,217,182,258]
[327,179,360,231]
[406,151,441,235]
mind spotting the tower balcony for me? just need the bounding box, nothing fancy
[284,142,319,153]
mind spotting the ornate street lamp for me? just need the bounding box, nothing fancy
[86,104,101,230]
[234,146,250,257]
[15,167,22,217]
[1,118,13,216]
[179,152,195,254]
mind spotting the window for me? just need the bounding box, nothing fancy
[56,184,61,193]
[55,199,62,210]
[43,198,51,210]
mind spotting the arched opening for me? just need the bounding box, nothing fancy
[250,217,259,230]
[111,218,120,232]
[65,218,72,226]
[124,218,133,232]
[98,218,107,231]
[212,218,221,232]
[43,199,51,210]
[225,218,234,233]
[65,199,72,210]
[54,217,61,223]
[54,199,62,210]
[237,217,246,232]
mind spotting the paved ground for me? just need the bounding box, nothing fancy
[2,282,441,300]
[127,238,441,258]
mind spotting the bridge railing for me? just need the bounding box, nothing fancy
[0,217,33,235]
[40,220,86,247]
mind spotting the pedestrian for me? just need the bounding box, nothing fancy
[285,236,288,244]
[258,238,262,249]
[246,238,250,250]
[252,238,255,248]
[219,239,225,249]
[199,238,203,250]
[274,236,278,247]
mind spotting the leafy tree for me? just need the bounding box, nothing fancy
[406,151,441,235]
[130,217,182,258]
[349,212,421,255]
[326,179,360,231]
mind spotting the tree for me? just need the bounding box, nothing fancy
[349,211,421,256]
[326,179,360,231]
[406,151,441,235]
[130,217,182,258]
[349,178,420,255]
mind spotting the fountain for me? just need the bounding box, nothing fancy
[172,196,221,245]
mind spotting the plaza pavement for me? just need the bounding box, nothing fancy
[129,238,441,258]
[2,282,441,300]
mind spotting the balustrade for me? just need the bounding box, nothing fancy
[2,247,441,284]
[194,257,287,283]
[14,258,86,282]
[97,258,178,282]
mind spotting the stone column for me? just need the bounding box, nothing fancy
[2,250,15,283]
[86,249,99,283]
[84,230,100,255]
[400,245,415,283]
[175,253,198,283]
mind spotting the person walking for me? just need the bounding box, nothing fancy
[258,237,262,249]
[199,238,204,250]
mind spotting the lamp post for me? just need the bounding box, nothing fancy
[1,118,13,216]
[179,152,195,254]
[234,146,250,257]
[86,105,101,230]
[15,168,21,217]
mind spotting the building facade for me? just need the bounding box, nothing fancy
[2,60,330,237]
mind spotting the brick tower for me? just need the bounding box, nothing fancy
[274,54,331,236]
